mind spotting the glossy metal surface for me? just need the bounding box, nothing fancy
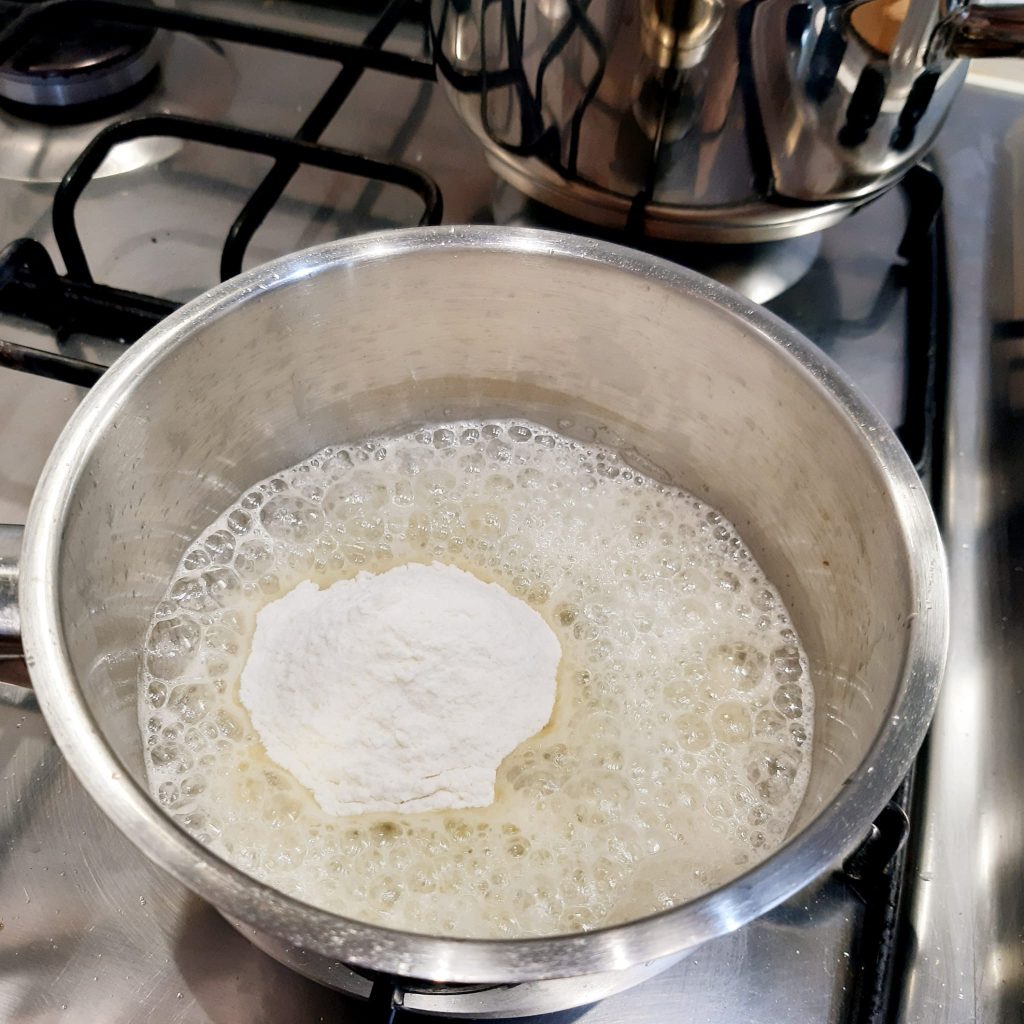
[0,14,946,1013]
[0,2,1013,1018]
[0,172,926,1018]
[492,179,826,301]
[16,224,944,1007]
[0,524,20,656]
[0,682,352,1023]
[893,81,1024,1023]
[0,682,890,1024]
[431,0,1016,241]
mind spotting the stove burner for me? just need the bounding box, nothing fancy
[0,34,231,184]
[0,15,162,116]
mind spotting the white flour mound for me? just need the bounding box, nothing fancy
[238,562,561,816]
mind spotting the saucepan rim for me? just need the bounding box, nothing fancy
[19,225,947,983]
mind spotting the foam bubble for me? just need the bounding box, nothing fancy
[139,419,814,939]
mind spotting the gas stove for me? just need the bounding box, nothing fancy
[0,2,1019,1022]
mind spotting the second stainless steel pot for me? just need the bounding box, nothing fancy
[13,226,946,1015]
[431,0,1024,241]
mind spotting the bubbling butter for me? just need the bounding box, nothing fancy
[139,419,813,938]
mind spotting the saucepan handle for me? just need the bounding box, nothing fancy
[0,524,23,658]
[946,3,1024,57]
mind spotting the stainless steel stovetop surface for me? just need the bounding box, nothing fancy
[0,3,1021,1021]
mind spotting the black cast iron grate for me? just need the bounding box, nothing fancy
[0,0,441,375]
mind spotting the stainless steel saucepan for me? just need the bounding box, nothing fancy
[431,0,1024,241]
[0,226,946,1016]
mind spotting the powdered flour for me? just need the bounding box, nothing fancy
[238,562,561,816]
